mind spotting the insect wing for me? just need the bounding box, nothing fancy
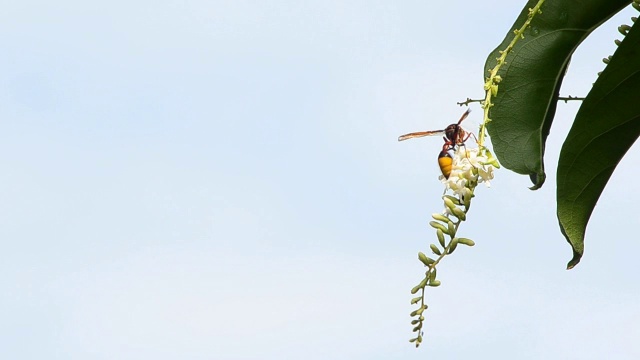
[456,108,471,125]
[397,130,445,142]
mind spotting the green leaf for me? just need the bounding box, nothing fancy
[483,0,630,188]
[557,19,640,269]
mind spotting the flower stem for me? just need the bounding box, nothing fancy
[479,0,546,147]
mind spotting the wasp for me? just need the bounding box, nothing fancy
[398,109,472,179]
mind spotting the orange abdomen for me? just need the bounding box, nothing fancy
[438,151,453,179]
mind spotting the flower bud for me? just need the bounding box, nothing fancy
[462,188,473,208]
[443,195,460,205]
[443,196,457,212]
[491,84,498,96]
[430,244,442,255]
[418,252,435,266]
[447,238,459,254]
[428,280,441,287]
[411,277,427,294]
[431,213,450,223]
[411,297,422,305]
[457,238,476,246]
[437,229,446,247]
[619,24,631,35]
[451,206,467,221]
[429,221,448,233]
[447,220,456,237]
[410,307,425,316]
[429,268,437,282]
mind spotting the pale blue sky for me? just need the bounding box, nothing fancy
[1,1,639,359]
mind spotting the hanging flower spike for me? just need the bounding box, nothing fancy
[408,0,544,349]
[409,141,499,348]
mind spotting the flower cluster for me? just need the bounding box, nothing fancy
[440,146,499,190]
[408,144,499,347]
[440,146,497,200]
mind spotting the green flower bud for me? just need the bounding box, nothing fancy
[447,220,456,237]
[619,24,631,35]
[411,277,427,294]
[429,221,448,233]
[457,238,476,246]
[428,279,441,287]
[412,324,422,332]
[410,285,420,294]
[443,195,460,205]
[437,229,446,247]
[410,307,424,317]
[430,244,442,256]
[443,197,457,212]
[418,252,435,266]
[411,296,422,305]
[431,213,450,223]
[429,268,437,282]
[451,206,467,221]
[447,238,459,254]
[462,189,473,208]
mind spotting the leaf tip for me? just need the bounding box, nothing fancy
[528,171,546,190]
[566,251,582,270]
[558,217,584,270]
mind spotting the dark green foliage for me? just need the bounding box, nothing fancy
[484,0,639,267]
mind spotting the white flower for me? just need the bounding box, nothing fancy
[441,147,496,196]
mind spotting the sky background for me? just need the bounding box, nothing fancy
[1,1,639,359]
